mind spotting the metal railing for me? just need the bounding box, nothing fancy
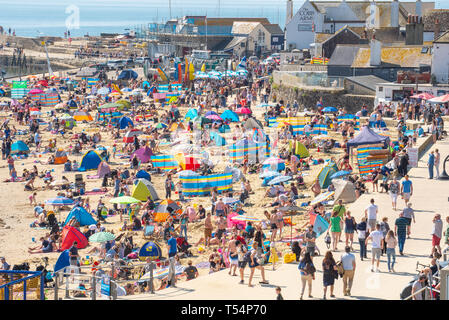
[0,270,44,300]
[403,285,440,300]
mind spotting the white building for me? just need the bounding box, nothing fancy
[432,31,449,84]
[285,0,435,50]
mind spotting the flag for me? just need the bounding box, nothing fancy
[157,68,169,82]
[184,58,189,83]
[112,84,123,95]
[238,56,247,69]
[189,62,195,81]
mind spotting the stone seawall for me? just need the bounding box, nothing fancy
[271,84,375,113]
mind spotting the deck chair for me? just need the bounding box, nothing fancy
[143,225,155,239]
[74,174,85,189]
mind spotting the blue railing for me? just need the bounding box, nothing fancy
[0,270,44,300]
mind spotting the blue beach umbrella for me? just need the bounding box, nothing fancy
[259,170,282,178]
[323,106,337,113]
[329,170,352,180]
[45,196,75,206]
[268,175,292,186]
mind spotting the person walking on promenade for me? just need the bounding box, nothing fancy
[400,175,413,206]
[344,211,356,251]
[341,246,356,296]
[385,230,397,272]
[322,250,337,300]
[380,217,390,255]
[298,251,315,300]
[366,223,384,272]
[430,214,443,258]
[388,177,400,210]
[434,149,440,179]
[428,151,435,179]
[402,203,415,239]
[356,217,368,261]
[329,211,342,252]
[395,212,409,255]
[364,198,378,232]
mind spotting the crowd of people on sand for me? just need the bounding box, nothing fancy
[1,46,449,300]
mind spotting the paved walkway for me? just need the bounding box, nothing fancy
[122,135,449,300]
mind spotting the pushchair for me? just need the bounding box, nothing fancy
[176,237,193,257]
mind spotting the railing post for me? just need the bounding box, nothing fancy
[40,273,45,300]
[54,272,58,300]
[65,273,70,299]
[23,279,27,300]
[91,276,96,300]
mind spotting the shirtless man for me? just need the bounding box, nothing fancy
[311,179,321,196]
[215,198,226,217]
[204,212,213,247]
[227,236,239,276]
[216,215,227,242]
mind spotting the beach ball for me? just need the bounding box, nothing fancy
[218,248,222,253]
[39,155,42,158]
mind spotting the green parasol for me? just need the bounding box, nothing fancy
[109,196,141,204]
[89,232,116,243]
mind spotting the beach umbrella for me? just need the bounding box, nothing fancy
[123,129,142,143]
[176,170,199,177]
[109,196,141,204]
[219,197,240,205]
[330,170,352,180]
[154,199,181,215]
[310,191,335,206]
[429,94,449,103]
[89,232,116,243]
[206,114,223,121]
[37,80,49,87]
[323,106,337,113]
[45,197,74,206]
[122,87,132,92]
[231,215,262,222]
[116,99,131,110]
[236,107,252,115]
[259,170,282,178]
[263,157,285,165]
[267,175,292,186]
[30,110,42,116]
[410,92,434,100]
[98,87,110,95]
[169,96,178,104]
[29,88,44,94]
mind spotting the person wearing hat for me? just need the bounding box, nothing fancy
[402,203,415,238]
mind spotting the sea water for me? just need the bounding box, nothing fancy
[0,0,292,38]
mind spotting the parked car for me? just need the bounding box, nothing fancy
[107,60,126,70]
[134,57,150,65]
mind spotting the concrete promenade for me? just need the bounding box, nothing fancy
[122,134,449,301]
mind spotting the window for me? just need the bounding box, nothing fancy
[421,47,429,54]
[378,86,383,92]
[273,37,278,42]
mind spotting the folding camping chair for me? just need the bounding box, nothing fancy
[143,225,155,240]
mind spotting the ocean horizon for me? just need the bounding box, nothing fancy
[0,0,294,38]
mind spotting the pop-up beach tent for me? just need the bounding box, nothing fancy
[333,179,357,203]
[79,150,103,171]
[346,126,390,150]
[60,225,88,250]
[54,149,68,164]
[317,162,338,189]
[63,206,97,227]
[132,146,153,163]
[11,140,29,155]
[131,179,160,201]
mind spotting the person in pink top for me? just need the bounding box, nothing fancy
[186,205,196,222]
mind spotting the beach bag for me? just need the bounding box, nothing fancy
[336,261,344,277]
[243,250,253,263]
[283,253,295,264]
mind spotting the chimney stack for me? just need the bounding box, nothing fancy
[391,0,399,28]
[370,38,381,66]
[416,0,422,19]
[286,0,294,25]
[406,14,424,45]
[435,18,440,40]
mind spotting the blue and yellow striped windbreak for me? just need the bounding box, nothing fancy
[150,155,179,171]
[180,173,233,197]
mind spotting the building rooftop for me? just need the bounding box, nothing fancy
[434,30,449,43]
[346,75,390,91]
[191,17,270,27]
[423,9,449,32]
[328,45,360,66]
[231,22,261,35]
[263,24,284,35]
[351,45,431,68]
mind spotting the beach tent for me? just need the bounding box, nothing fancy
[73,111,93,122]
[131,179,160,201]
[346,126,390,150]
[97,160,111,178]
[60,225,88,250]
[221,109,239,122]
[118,116,134,129]
[118,69,138,80]
[243,117,263,130]
[154,199,182,215]
[219,124,231,133]
[289,140,310,158]
[54,149,68,164]
[135,170,151,181]
[317,162,338,189]
[139,241,162,261]
[132,146,153,163]
[63,206,97,227]
[11,140,29,155]
[333,179,357,203]
[210,131,227,146]
[54,250,70,272]
[79,150,103,171]
[185,108,198,120]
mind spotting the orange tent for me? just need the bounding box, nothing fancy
[154,212,170,222]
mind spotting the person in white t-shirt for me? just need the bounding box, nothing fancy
[365,223,384,272]
[364,198,378,231]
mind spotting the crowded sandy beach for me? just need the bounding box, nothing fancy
[1,0,449,302]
